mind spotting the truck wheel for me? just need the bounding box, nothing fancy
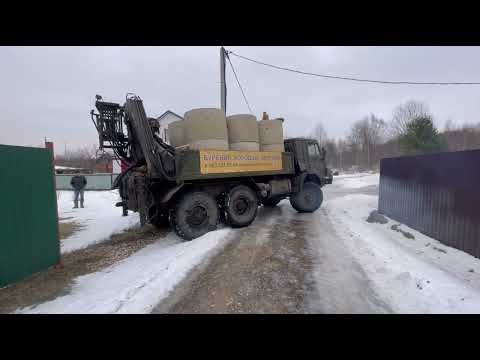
[225,185,258,228]
[290,182,323,213]
[171,191,218,240]
[262,196,282,207]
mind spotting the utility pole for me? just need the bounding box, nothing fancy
[220,46,227,114]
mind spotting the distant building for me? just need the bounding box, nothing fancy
[54,166,92,175]
[95,152,113,173]
[157,110,183,144]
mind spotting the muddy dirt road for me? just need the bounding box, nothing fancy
[153,180,392,314]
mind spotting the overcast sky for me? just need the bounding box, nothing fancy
[1,46,480,151]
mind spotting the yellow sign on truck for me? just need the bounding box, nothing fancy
[199,150,283,174]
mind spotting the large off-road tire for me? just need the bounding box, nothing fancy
[289,181,323,213]
[171,191,219,240]
[225,185,258,228]
[261,196,282,207]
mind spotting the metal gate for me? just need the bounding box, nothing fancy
[379,150,480,259]
[0,144,60,287]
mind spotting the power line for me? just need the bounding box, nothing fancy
[227,50,480,86]
[225,51,254,114]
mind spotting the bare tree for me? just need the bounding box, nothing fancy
[367,114,386,168]
[347,123,363,167]
[336,138,346,170]
[324,139,338,169]
[390,100,430,138]
[328,102,480,170]
[55,144,100,169]
[443,122,480,151]
[348,114,386,169]
[444,117,456,131]
[313,122,328,148]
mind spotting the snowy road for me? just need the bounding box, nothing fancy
[156,173,391,313]
[155,204,317,313]
[308,174,392,313]
[157,173,480,314]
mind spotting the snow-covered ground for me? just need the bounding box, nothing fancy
[332,172,379,189]
[323,173,480,313]
[16,189,234,314]
[16,228,232,314]
[58,190,139,253]
[16,172,480,314]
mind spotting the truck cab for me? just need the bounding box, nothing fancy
[260,138,332,210]
[284,138,333,188]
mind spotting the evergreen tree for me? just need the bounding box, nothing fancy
[399,116,447,155]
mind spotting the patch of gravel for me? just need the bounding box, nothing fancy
[0,224,168,314]
[160,209,316,314]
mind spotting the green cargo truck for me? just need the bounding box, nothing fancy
[91,94,332,240]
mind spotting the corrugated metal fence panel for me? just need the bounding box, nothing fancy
[0,144,60,287]
[379,149,480,259]
[56,173,120,190]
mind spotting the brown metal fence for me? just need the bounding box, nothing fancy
[378,150,480,259]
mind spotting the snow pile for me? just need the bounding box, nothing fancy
[325,193,480,313]
[16,228,233,314]
[333,173,379,189]
[57,190,139,253]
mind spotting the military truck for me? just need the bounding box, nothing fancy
[91,94,332,240]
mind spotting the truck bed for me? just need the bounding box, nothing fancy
[175,149,295,182]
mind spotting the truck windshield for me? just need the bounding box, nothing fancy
[308,143,320,157]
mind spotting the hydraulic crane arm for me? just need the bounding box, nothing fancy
[91,94,176,182]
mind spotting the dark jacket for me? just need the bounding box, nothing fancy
[70,175,87,190]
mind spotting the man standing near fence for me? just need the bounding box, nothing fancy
[70,174,87,208]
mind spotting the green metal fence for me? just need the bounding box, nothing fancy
[56,173,120,190]
[0,144,60,287]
